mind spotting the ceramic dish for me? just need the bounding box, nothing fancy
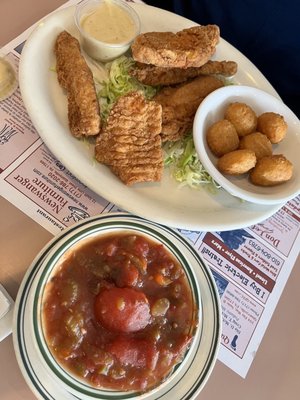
[193,85,300,205]
[74,0,141,61]
[13,213,221,400]
[18,4,284,231]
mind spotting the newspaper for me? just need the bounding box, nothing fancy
[0,0,299,379]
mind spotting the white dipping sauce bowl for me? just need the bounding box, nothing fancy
[75,0,141,62]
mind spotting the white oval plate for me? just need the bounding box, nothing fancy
[19,4,284,231]
[13,213,221,400]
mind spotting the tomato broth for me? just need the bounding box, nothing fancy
[42,232,198,392]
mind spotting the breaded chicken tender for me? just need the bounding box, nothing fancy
[257,112,287,143]
[224,102,257,137]
[95,91,163,186]
[239,132,272,160]
[206,119,239,156]
[154,75,224,142]
[250,155,293,186]
[55,31,101,137]
[217,149,256,175]
[131,25,220,68]
[130,60,238,86]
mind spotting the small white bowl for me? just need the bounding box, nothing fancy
[75,0,140,62]
[193,85,300,205]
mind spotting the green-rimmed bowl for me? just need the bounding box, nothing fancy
[13,213,221,400]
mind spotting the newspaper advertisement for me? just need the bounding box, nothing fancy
[0,0,299,378]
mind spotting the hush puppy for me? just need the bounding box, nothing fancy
[257,112,287,143]
[206,119,239,156]
[239,132,272,160]
[217,149,256,175]
[250,154,293,186]
[224,102,257,136]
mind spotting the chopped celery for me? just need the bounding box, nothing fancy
[60,279,79,307]
[151,298,170,317]
[65,311,85,340]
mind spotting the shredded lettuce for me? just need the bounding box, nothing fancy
[98,55,158,120]
[163,134,221,191]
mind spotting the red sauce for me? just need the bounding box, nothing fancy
[42,233,197,391]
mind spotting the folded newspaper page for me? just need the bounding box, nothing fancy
[0,0,299,378]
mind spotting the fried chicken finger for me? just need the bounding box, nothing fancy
[55,31,101,137]
[131,25,220,68]
[131,60,238,86]
[154,75,224,142]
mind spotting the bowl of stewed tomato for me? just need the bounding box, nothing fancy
[13,213,221,400]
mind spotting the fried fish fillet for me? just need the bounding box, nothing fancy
[131,60,238,86]
[131,25,220,68]
[153,75,224,142]
[55,31,101,137]
[95,92,163,185]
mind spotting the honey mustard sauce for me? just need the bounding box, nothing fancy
[81,1,135,44]
[0,58,17,101]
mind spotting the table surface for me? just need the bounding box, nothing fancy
[1,1,300,399]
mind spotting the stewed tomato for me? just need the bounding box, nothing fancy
[94,287,151,332]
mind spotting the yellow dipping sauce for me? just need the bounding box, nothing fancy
[0,58,17,101]
[81,1,136,44]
